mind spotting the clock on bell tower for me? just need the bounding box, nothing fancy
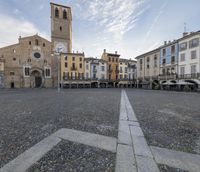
[50,2,72,53]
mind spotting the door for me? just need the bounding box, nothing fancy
[35,76,42,88]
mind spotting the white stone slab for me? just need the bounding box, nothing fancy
[0,135,61,172]
[136,155,160,172]
[130,125,144,137]
[118,120,132,146]
[131,134,153,158]
[151,146,200,172]
[54,128,117,153]
[120,91,128,121]
[115,144,137,172]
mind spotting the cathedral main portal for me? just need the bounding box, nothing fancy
[31,70,42,88]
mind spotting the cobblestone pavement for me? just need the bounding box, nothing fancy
[126,89,200,155]
[27,140,115,172]
[0,89,121,168]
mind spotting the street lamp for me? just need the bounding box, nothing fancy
[52,47,62,93]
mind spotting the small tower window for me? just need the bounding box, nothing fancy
[29,41,31,45]
[35,39,39,46]
[55,7,59,18]
[43,43,45,47]
[60,26,62,31]
[63,10,67,19]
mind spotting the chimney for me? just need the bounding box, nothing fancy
[164,41,167,45]
[104,49,106,53]
[77,51,78,53]
[168,41,171,44]
[183,32,188,37]
[115,51,117,54]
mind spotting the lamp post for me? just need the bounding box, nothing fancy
[52,47,62,93]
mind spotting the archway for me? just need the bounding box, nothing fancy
[31,70,42,88]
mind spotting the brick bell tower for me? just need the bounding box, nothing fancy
[50,2,72,53]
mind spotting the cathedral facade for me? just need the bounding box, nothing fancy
[0,2,72,88]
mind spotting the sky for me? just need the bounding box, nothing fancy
[0,0,200,59]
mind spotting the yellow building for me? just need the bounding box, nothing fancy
[60,52,85,87]
[101,49,120,87]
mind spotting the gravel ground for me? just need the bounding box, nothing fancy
[27,140,115,172]
[126,89,200,154]
[158,164,188,172]
[0,88,120,168]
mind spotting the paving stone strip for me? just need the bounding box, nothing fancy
[151,146,200,172]
[115,90,160,172]
[0,128,117,172]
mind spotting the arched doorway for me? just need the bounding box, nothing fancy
[31,70,42,88]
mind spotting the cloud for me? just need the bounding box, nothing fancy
[71,0,149,39]
[144,1,168,41]
[0,14,49,47]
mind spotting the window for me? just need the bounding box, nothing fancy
[43,43,45,47]
[171,45,175,53]
[120,67,122,73]
[101,66,105,71]
[86,64,89,70]
[179,42,187,51]
[112,58,114,62]
[162,49,166,56]
[72,63,75,70]
[10,71,15,76]
[147,64,150,69]
[72,57,75,61]
[80,63,82,69]
[116,58,118,62]
[29,41,31,45]
[189,38,199,48]
[80,57,82,61]
[116,75,118,80]
[13,49,16,53]
[124,75,127,79]
[180,53,185,62]
[125,67,127,73]
[13,58,16,61]
[154,56,157,67]
[60,26,62,31]
[65,56,67,61]
[162,69,165,75]
[65,62,68,68]
[140,59,143,64]
[24,67,30,77]
[35,39,39,46]
[101,74,105,79]
[28,58,31,62]
[180,66,185,75]
[55,7,59,18]
[162,59,166,64]
[86,73,89,79]
[109,57,111,62]
[120,74,122,79]
[34,52,41,59]
[109,74,111,80]
[191,65,196,74]
[63,10,67,19]
[171,56,175,63]
[191,50,197,59]
[109,65,111,70]
[45,68,51,78]
[147,57,150,63]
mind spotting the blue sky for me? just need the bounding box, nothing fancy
[0,0,200,59]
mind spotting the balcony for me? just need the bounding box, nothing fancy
[178,73,200,79]
[159,74,177,80]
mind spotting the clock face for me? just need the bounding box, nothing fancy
[55,42,67,53]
